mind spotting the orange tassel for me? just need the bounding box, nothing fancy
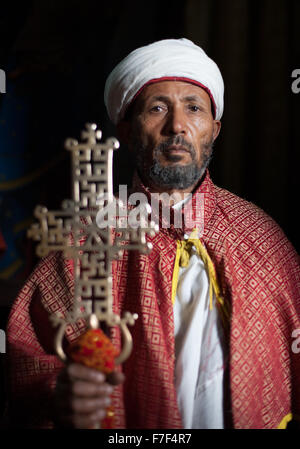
[67,328,119,428]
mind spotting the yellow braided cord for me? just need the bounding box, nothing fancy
[171,241,182,304]
[277,413,293,429]
[177,237,224,311]
[171,234,230,327]
[193,239,224,310]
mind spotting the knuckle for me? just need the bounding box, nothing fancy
[96,396,111,408]
[97,383,113,396]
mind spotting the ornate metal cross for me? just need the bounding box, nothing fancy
[28,123,156,365]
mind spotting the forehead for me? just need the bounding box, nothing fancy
[136,80,212,106]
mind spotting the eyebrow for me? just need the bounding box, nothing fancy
[147,95,171,103]
[147,94,206,105]
[183,95,205,103]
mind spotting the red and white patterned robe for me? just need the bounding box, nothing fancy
[5,171,300,428]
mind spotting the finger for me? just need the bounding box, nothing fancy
[72,380,113,398]
[74,410,107,429]
[67,363,106,384]
[71,396,111,414]
[63,409,107,429]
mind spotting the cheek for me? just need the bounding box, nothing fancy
[192,118,214,142]
[135,121,159,151]
[191,121,214,158]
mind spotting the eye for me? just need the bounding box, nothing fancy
[188,104,202,112]
[149,104,167,113]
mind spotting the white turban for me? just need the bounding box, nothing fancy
[104,38,224,124]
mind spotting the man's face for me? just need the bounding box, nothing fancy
[120,80,221,192]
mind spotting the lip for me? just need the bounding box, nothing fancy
[164,145,190,154]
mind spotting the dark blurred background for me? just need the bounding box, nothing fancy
[0,0,300,416]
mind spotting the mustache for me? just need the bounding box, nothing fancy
[154,136,196,158]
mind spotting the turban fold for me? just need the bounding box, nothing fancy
[104,38,224,124]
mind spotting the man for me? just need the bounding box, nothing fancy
[5,39,300,429]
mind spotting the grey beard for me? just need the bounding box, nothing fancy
[149,159,205,190]
[135,136,214,190]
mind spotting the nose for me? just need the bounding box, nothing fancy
[163,105,186,135]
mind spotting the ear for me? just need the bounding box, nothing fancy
[116,120,132,146]
[212,120,221,141]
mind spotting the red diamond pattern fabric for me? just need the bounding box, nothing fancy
[5,171,300,428]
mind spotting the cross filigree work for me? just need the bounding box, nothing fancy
[28,123,157,364]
